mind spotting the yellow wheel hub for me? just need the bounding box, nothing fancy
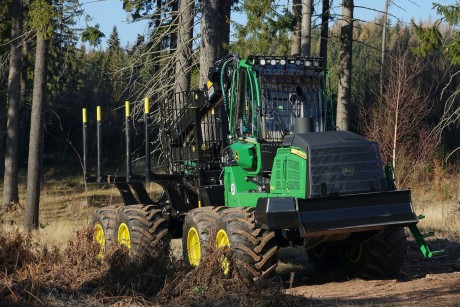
[118,223,131,250]
[187,227,201,266]
[216,229,230,275]
[94,223,105,258]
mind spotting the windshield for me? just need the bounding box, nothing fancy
[230,60,326,143]
[258,65,325,141]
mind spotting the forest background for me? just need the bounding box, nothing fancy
[0,0,459,230]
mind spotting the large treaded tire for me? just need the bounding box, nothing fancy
[343,228,407,279]
[92,206,118,256]
[217,207,278,282]
[307,244,344,274]
[182,206,221,266]
[115,204,170,259]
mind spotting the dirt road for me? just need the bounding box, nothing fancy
[276,239,460,306]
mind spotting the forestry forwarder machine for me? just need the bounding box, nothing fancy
[85,54,442,282]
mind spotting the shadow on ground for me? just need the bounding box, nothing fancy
[276,238,460,287]
[276,238,460,306]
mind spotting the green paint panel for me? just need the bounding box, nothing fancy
[270,148,289,194]
[224,146,308,208]
[270,147,308,198]
[231,141,256,171]
[224,166,267,207]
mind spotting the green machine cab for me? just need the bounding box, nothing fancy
[206,54,441,259]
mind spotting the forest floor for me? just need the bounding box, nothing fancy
[276,242,460,306]
[0,170,459,306]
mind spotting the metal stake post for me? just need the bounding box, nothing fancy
[144,97,151,182]
[125,101,132,182]
[96,106,102,183]
[82,108,88,182]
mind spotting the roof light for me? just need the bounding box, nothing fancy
[260,59,266,65]
[280,59,286,65]
[270,59,277,65]
[305,60,311,67]
[295,60,301,66]
[313,61,319,67]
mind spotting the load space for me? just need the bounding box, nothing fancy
[85,55,442,283]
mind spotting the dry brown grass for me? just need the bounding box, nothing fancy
[0,227,100,305]
[156,248,309,307]
[0,227,309,306]
[0,173,164,246]
[0,173,309,305]
[410,173,460,240]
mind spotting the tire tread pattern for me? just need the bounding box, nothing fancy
[182,206,221,265]
[353,228,407,279]
[92,206,118,246]
[218,207,278,282]
[115,204,170,258]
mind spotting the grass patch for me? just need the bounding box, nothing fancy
[410,176,460,241]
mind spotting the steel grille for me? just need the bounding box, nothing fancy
[309,143,385,196]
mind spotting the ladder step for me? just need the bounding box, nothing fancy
[431,250,444,257]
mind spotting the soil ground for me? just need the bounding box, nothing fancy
[168,234,460,306]
[276,239,460,306]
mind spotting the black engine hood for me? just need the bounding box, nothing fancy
[282,131,371,149]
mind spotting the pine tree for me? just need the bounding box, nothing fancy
[107,26,121,51]
[336,0,353,131]
[199,0,232,86]
[2,0,23,211]
[291,0,301,55]
[0,0,11,178]
[231,0,292,57]
[320,0,330,69]
[301,0,312,56]
[24,0,53,231]
[175,0,194,93]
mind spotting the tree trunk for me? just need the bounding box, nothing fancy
[336,0,353,131]
[170,0,178,53]
[175,0,194,93]
[290,0,301,56]
[20,30,29,164]
[153,0,162,73]
[3,0,23,210]
[24,34,48,232]
[217,0,231,59]
[199,0,232,87]
[320,0,330,69]
[0,41,8,178]
[0,81,6,178]
[300,0,312,57]
[392,94,399,172]
[199,0,218,87]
